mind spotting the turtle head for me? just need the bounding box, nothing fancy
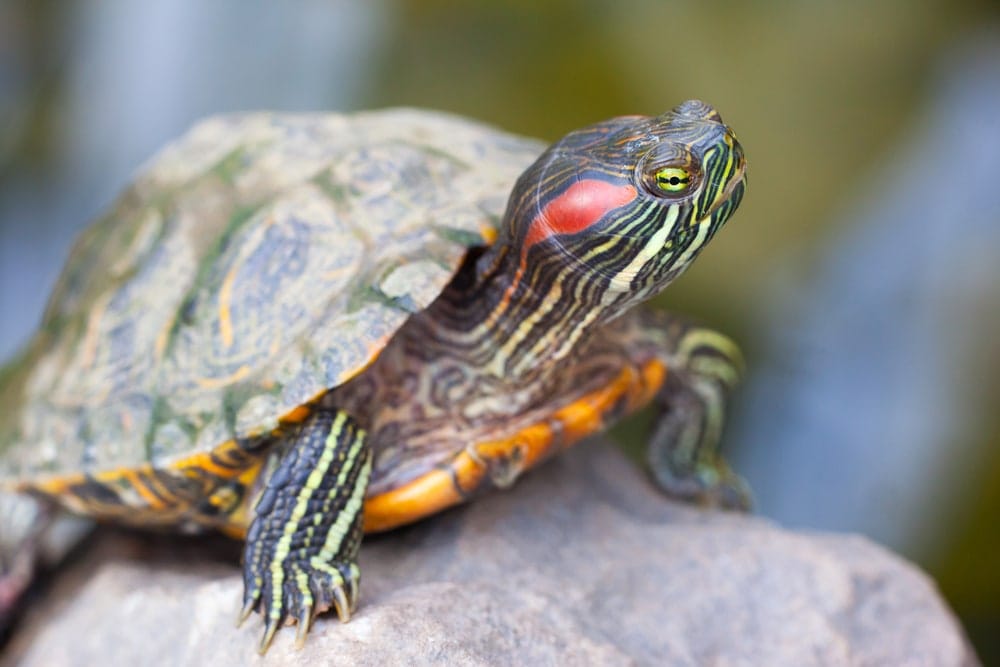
[498,100,746,319]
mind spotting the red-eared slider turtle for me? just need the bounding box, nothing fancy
[0,101,748,652]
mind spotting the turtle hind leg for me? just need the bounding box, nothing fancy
[645,317,752,511]
[239,409,371,654]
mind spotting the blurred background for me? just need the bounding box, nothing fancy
[1,0,998,659]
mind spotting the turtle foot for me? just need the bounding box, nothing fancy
[650,457,753,512]
[239,554,360,654]
[238,409,370,654]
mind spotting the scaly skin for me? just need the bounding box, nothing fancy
[349,305,748,532]
[3,101,748,652]
[237,100,748,651]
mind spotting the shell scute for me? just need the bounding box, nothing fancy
[0,110,544,481]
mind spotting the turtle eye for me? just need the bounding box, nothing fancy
[636,146,701,199]
[653,167,692,194]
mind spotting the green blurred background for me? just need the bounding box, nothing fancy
[1,0,998,660]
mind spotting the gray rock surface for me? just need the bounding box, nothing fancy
[3,441,977,666]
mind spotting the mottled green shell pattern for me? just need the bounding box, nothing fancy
[0,109,543,480]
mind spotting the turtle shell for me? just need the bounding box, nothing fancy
[0,109,543,482]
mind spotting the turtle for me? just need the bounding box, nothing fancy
[0,100,749,652]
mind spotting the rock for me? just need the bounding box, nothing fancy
[3,440,978,666]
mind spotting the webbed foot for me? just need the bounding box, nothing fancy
[238,410,370,654]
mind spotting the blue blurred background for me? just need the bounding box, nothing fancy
[1,1,998,659]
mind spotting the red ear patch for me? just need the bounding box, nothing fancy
[524,179,637,250]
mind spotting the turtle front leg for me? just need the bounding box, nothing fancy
[239,409,371,654]
[646,315,752,511]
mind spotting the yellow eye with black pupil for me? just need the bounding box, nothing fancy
[654,167,691,193]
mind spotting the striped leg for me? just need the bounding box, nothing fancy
[648,321,751,510]
[239,410,371,654]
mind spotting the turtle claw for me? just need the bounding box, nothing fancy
[309,559,360,623]
[236,598,255,628]
[259,616,282,655]
[294,606,314,649]
[322,563,359,622]
[241,553,361,654]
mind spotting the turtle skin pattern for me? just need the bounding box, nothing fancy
[0,103,751,653]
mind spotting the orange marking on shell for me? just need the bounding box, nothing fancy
[217,263,239,349]
[269,391,329,436]
[90,467,126,484]
[120,468,168,510]
[139,467,177,505]
[363,359,668,533]
[220,522,249,539]
[19,438,268,529]
[154,324,171,360]
[478,223,499,246]
[21,360,669,536]
[193,364,251,390]
[171,442,249,479]
[79,292,111,370]
[18,473,84,497]
[218,463,266,535]
[280,404,312,425]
